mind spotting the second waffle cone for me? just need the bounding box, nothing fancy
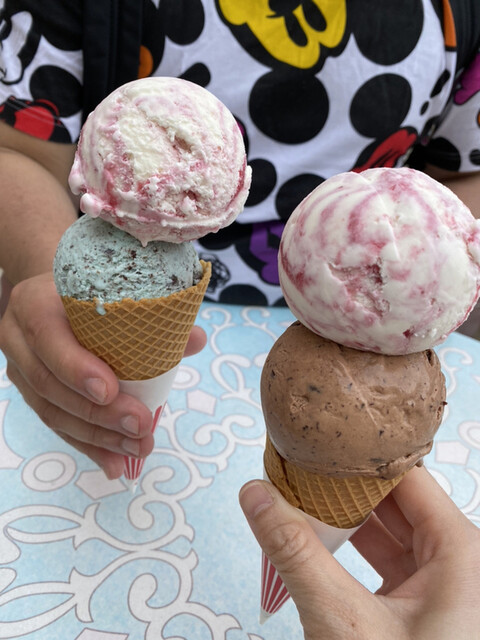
[264,434,404,529]
[60,260,211,380]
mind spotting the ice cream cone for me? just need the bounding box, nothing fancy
[60,260,211,483]
[264,433,404,529]
[260,433,405,619]
[61,261,211,380]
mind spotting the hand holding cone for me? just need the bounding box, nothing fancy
[258,321,446,619]
[51,76,250,486]
[60,261,211,485]
[260,435,404,619]
[256,167,476,621]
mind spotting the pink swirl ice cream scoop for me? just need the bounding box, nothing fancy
[69,77,251,245]
[279,167,480,355]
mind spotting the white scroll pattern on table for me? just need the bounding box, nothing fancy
[0,307,293,639]
[0,306,478,639]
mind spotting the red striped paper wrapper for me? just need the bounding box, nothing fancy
[260,468,362,622]
[119,365,179,489]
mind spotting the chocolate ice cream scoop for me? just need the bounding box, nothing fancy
[261,322,446,479]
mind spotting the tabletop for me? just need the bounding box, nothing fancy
[0,302,479,640]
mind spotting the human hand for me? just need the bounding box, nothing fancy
[0,272,207,479]
[239,466,480,640]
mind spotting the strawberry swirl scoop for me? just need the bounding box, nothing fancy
[69,77,251,246]
[279,168,480,355]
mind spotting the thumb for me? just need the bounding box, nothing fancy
[239,480,366,634]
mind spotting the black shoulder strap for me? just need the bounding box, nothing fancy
[435,0,480,72]
[453,0,480,69]
[81,0,143,123]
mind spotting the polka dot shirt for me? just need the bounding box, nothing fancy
[1,0,479,304]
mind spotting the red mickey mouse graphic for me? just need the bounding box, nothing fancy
[353,128,418,172]
[0,96,70,141]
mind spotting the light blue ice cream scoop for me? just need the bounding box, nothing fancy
[53,215,203,309]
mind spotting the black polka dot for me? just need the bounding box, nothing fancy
[350,74,412,139]
[217,284,268,306]
[420,101,429,115]
[273,295,287,307]
[469,149,480,166]
[249,71,328,144]
[348,0,423,65]
[162,0,204,44]
[246,159,277,206]
[198,253,231,293]
[420,116,441,142]
[408,116,443,169]
[430,70,451,98]
[181,63,211,88]
[30,66,81,117]
[276,173,324,220]
[198,221,251,251]
[426,137,461,171]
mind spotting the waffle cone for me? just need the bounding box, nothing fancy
[264,434,404,529]
[60,260,211,380]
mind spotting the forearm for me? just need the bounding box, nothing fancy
[0,147,77,284]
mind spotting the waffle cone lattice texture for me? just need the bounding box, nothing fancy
[61,260,211,380]
[264,434,404,528]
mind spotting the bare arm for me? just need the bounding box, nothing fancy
[0,121,78,282]
[0,122,206,478]
[0,123,158,477]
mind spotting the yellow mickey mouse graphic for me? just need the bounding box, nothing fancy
[218,0,347,70]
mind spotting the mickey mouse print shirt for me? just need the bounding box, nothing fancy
[1,0,479,305]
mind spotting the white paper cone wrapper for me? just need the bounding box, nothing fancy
[119,365,179,482]
[260,467,363,620]
[302,510,363,553]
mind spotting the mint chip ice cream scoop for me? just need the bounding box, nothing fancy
[53,215,203,309]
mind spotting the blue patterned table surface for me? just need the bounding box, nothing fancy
[0,303,479,640]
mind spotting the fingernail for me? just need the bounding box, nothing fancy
[121,415,139,435]
[239,481,274,519]
[122,439,140,456]
[85,377,107,403]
